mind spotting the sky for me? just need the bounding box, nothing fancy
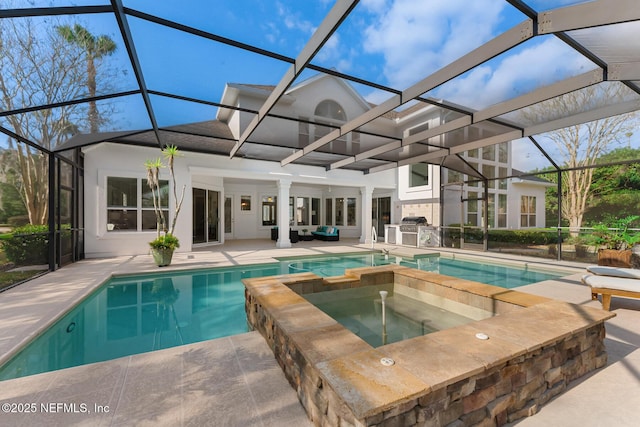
[6,0,640,170]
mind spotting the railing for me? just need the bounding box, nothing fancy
[371,226,377,249]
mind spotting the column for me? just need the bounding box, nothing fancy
[360,185,374,245]
[276,179,292,248]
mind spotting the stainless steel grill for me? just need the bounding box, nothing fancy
[399,216,429,233]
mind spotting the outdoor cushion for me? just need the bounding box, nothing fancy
[586,265,640,279]
[582,274,640,293]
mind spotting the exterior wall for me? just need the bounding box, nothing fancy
[83,143,396,258]
[396,163,441,226]
[507,180,552,229]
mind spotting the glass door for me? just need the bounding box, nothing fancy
[224,195,233,240]
[192,188,220,245]
[373,197,391,239]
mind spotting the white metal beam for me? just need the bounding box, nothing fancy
[230,0,359,158]
[395,130,522,168]
[609,62,640,81]
[538,0,640,34]
[331,69,603,170]
[524,99,640,136]
[281,19,534,166]
[474,69,604,122]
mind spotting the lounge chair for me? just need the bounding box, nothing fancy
[582,265,640,310]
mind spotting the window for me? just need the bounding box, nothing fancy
[482,164,495,189]
[312,198,320,225]
[325,197,357,227]
[467,162,478,187]
[296,197,309,226]
[498,142,509,163]
[298,119,309,148]
[467,192,478,226]
[347,198,356,226]
[482,145,495,161]
[447,169,463,184]
[142,179,168,230]
[409,163,429,187]
[107,177,167,232]
[335,197,344,226]
[520,196,536,227]
[315,100,346,120]
[289,197,294,226]
[408,122,429,136]
[498,167,508,190]
[487,194,495,229]
[240,195,251,211]
[498,194,507,228]
[261,196,277,226]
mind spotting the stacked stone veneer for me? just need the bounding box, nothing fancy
[243,265,614,427]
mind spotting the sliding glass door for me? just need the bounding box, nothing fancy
[192,188,220,244]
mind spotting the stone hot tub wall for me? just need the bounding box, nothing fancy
[243,265,614,426]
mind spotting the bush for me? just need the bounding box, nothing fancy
[488,229,563,245]
[7,215,30,227]
[0,224,49,265]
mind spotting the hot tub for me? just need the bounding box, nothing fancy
[243,265,613,426]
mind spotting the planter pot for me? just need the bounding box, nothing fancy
[151,247,175,267]
[597,249,632,268]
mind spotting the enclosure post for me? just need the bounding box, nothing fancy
[557,170,562,261]
[48,154,57,271]
[483,178,489,252]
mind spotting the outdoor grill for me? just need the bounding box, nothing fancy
[399,216,429,233]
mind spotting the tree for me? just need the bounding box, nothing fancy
[0,149,28,223]
[56,24,117,133]
[0,18,119,225]
[521,83,639,232]
[585,147,640,224]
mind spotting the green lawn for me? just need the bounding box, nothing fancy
[0,250,47,291]
[0,270,46,291]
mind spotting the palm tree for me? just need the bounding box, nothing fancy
[56,24,117,133]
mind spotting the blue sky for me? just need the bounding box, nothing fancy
[9,0,638,170]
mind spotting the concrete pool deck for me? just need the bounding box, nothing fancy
[0,239,638,426]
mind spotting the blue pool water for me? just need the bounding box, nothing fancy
[0,253,562,380]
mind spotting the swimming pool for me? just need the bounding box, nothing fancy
[0,253,563,380]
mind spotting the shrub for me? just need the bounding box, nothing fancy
[488,229,562,245]
[7,215,30,227]
[0,224,49,265]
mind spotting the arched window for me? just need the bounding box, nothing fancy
[314,100,346,121]
[312,100,347,149]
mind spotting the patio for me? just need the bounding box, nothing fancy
[0,241,638,426]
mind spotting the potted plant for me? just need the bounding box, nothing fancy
[590,215,640,267]
[145,145,185,267]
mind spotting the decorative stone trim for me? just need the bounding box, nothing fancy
[244,266,614,426]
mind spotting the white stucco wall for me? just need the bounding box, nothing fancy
[507,180,552,229]
[83,143,396,258]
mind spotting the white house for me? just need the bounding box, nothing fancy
[77,74,550,258]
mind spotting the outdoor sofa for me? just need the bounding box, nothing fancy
[311,226,339,241]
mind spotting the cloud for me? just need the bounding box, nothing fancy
[434,37,595,109]
[362,0,505,89]
[277,1,316,35]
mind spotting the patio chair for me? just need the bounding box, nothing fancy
[582,265,640,310]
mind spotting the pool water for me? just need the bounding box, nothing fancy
[305,286,480,347]
[0,253,562,380]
